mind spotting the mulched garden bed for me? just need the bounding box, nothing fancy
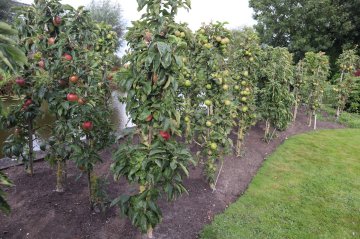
[0,109,343,239]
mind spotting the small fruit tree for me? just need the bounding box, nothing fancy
[188,22,234,189]
[259,47,294,141]
[335,49,359,118]
[2,2,53,175]
[111,0,194,236]
[12,0,117,203]
[229,27,261,156]
[293,59,306,121]
[302,52,330,129]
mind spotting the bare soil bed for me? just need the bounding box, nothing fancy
[0,109,343,239]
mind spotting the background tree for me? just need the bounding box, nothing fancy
[249,0,360,67]
[87,0,125,50]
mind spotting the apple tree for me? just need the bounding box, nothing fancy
[293,59,306,121]
[302,52,329,129]
[111,0,194,236]
[229,27,261,156]
[187,22,234,189]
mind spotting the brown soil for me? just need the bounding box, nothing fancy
[0,109,343,239]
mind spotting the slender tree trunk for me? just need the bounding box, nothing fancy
[336,71,345,119]
[148,126,153,145]
[236,125,244,157]
[87,170,94,210]
[293,99,298,122]
[264,120,270,139]
[308,112,312,127]
[314,114,317,130]
[336,106,341,119]
[26,119,34,176]
[56,159,67,192]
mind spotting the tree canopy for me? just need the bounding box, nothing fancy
[249,0,360,65]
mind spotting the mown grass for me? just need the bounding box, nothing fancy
[320,106,360,128]
[201,129,360,239]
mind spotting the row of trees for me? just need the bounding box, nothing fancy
[112,1,359,237]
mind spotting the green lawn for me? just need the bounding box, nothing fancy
[201,129,360,239]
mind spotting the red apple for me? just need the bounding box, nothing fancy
[48,37,56,45]
[66,93,78,102]
[63,53,72,61]
[159,130,170,140]
[53,16,62,26]
[58,79,67,87]
[69,75,79,83]
[38,60,45,69]
[24,99,33,106]
[82,121,93,131]
[145,114,153,122]
[77,98,86,105]
[15,77,26,86]
[355,69,360,77]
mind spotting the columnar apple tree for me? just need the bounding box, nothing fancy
[229,28,261,156]
[293,59,306,121]
[335,49,359,118]
[302,52,329,129]
[188,22,234,189]
[6,0,117,205]
[259,47,294,141]
[112,0,194,236]
[2,0,53,176]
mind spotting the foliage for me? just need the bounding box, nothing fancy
[249,0,360,66]
[259,47,294,139]
[0,171,13,215]
[346,77,360,113]
[201,129,360,239]
[334,49,360,116]
[112,0,194,234]
[0,21,27,72]
[88,0,125,50]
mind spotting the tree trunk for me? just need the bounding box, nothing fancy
[56,159,67,192]
[308,112,312,127]
[293,99,298,122]
[336,105,341,119]
[87,170,94,210]
[264,120,270,139]
[314,114,317,130]
[26,119,34,176]
[236,125,244,157]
